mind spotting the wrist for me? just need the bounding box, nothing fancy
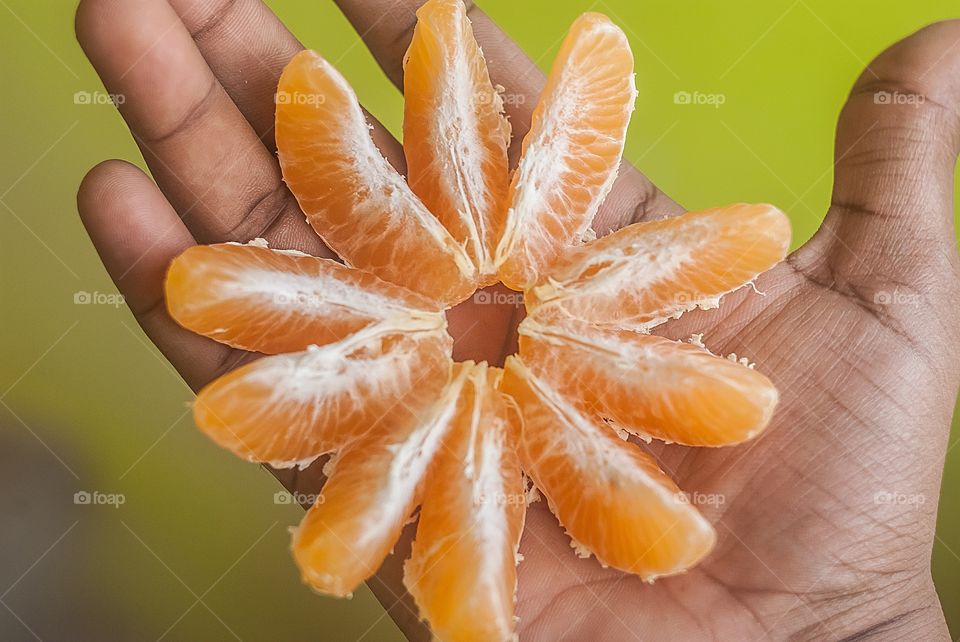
[794,573,947,641]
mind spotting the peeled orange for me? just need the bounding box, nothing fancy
[276,50,478,306]
[166,241,444,354]
[163,1,795,639]
[292,364,472,596]
[501,356,715,578]
[404,363,524,641]
[293,361,524,614]
[526,203,791,329]
[495,13,637,290]
[403,0,511,285]
[193,325,452,468]
[518,317,779,446]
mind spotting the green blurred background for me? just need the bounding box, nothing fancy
[2,0,959,639]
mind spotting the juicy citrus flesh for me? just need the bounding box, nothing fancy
[403,363,524,642]
[165,241,445,354]
[495,12,637,290]
[403,0,511,285]
[500,357,716,578]
[162,2,797,635]
[292,362,523,606]
[193,325,452,468]
[276,49,478,306]
[518,317,779,446]
[291,365,471,597]
[526,203,792,329]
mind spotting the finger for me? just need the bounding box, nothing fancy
[796,21,960,299]
[75,0,326,255]
[77,160,238,390]
[332,0,683,230]
[166,0,303,148]
[165,0,406,162]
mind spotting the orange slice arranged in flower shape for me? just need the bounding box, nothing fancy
[276,50,478,306]
[164,0,792,639]
[517,317,779,447]
[501,357,716,577]
[525,203,792,330]
[495,12,637,290]
[403,0,511,286]
[166,241,446,354]
[403,364,525,640]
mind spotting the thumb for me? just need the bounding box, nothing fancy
[794,21,960,317]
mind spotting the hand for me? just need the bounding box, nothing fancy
[75,1,960,639]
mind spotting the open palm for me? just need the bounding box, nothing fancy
[75,1,959,639]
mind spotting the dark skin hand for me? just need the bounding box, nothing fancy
[75,1,960,639]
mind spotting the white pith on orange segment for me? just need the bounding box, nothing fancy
[525,203,792,330]
[276,49,478,306]
[518,316,779,446]
[291,364,472,597]
[193,324,452,469]
[292,361,523,613]
[500,356,716,578]
[166,241,445,354]
[161,1,796,638]
[403,0,511,285]
[494,12,637,291]
[404,363,525,641]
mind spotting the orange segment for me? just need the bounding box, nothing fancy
[527,203,791,329]
[404,363,524,642]
[403,0,511,285]
[193,325,452,468]
[292,364,475,597]
[501,356,715,579]
[276,50,478,306]
[519,318,778,446]
[165,242,445,354]
[495,13,636,290]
